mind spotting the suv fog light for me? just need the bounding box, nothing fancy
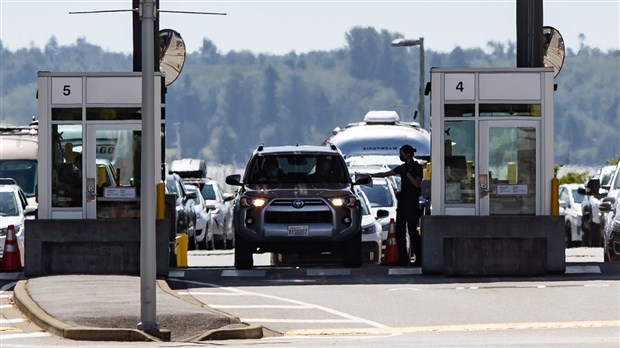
[342,216,351,225]
[245,217,255,225]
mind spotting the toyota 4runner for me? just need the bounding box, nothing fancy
[226,144,371,269]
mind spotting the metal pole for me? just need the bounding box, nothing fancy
[138,0,159,333]
[418,37,425,130]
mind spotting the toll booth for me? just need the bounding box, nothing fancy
[24,72,169,276]
[422,68,565,275]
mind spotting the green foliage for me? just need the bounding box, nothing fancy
[559,171,590,185]
[1,30,618,166]
[607,155,620,165]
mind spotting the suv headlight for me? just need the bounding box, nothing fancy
[362,223,376,235]
[240,196,267,208]
[330,195,357,207]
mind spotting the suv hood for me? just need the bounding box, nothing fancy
[244,183,352,199]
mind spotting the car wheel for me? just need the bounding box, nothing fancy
[198,232,209,250]
[188,235,197,251]
[342,232,362,268]
[225,235,234,250]
[589,224,602,247]
[234,233,254,269]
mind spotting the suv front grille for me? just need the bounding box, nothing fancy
[265,211,332,224]
[270,199,326,207]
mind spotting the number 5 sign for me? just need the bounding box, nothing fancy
[444,73,475,100]
[51,77,83,104]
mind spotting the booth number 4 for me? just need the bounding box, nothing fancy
[455,81,464,92]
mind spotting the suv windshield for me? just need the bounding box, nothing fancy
[246,154,348,184]
[0,160,37,198]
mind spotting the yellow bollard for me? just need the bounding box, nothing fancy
[550,176,559,216]
[156,182,165,220]
[175,234,188,267]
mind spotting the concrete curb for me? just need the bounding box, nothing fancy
[13,278,263,342]
[13,280,161,342]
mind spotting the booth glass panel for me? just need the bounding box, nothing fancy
[51,124,83,207]
[479,104,541,117]
[487,126,537,215]
[93,129,141,218]
[86,107,141,121]
[444,120,476,204]
[444,104,475,117]
[51,108,81,121]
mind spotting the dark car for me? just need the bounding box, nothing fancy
[165,173,197,249]
[598,192,620,262]
[225,144,371,269]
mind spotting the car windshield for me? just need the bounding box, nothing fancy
[247,154,348,184]
[0,191,19,217]
[361,181,394,207]
[571,189,585,204]
[0,160,37,198]
[201,184,216,200]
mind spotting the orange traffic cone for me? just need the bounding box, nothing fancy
[1,225,22,271]
[382,218,399,265]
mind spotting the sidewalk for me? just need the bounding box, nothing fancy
[12,275,263,342]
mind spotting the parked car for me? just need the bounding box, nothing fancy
[200,178,234,249]
[165,173,197,246]
[598,192,620,262]
[184,184,213,250]
[579,165,616,247]
[355,186,389,264]
[559,183,585,247]
[0,180,37,265]
[226,144,372,269]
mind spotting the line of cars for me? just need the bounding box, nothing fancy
[0,178,37,265]
[559,163,620,262]
[165,171,234,251]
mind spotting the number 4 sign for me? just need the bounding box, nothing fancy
[444,73,475,100]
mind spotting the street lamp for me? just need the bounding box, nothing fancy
[391,37,425,130]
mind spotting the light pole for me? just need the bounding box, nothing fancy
[391,37,425,130]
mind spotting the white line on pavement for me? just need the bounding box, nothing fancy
[243,318,362,323]
[0,331,51,340]
[211,304,312,309]
[0,318,25,324]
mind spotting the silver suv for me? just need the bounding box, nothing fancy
[226,145,371,269]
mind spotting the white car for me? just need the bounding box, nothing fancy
[184,184,213,250]
[356,187,389,264]
[349,166,398,244]
[0,180,37,265]
[559,183,586,247]
[200,179,234,249]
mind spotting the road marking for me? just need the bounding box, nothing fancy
[0,282,16,291]
[171,278,389,329]
[0,295,10,299]
[0,327,21,333]
[0,319,25,324]
[168,270,185,278]
[0,304,12,309]
[243,318,362,324]
[387,287,422,291]
[285,320,620,336]
[177,291,250,296]
[0,273,20,281]
[0,332,51,340]
[211,304,312,309]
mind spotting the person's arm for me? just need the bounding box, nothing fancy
[405,172,422,188]
[370,170,395,178]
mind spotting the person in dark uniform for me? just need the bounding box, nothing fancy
[369,145,423,266]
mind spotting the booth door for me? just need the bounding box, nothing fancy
[478,120,540,216]
[85,124,142,219]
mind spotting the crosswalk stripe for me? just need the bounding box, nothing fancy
[0,332,51,340]
[0,318,25,324]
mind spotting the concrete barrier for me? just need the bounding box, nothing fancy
[24,219,170,277]
[421,215,565,276]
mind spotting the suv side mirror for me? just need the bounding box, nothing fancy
[353,173,372,186]
[585,178,600,196]
[222,193,235,202]
[598,201,613,213]
[226,174,242,186]
[376,209,390,219]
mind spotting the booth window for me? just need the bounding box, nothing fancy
[86,107,141,121]
[444,104,475,117]
[479,104,541,117]
[443,120,475,204]
[51,108,81,121]
[51,124,83,207]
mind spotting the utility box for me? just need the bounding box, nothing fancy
[422,68,564,275]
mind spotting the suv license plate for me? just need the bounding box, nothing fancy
[288,225,309,236]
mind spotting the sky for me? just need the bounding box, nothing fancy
[0,0,619,55]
